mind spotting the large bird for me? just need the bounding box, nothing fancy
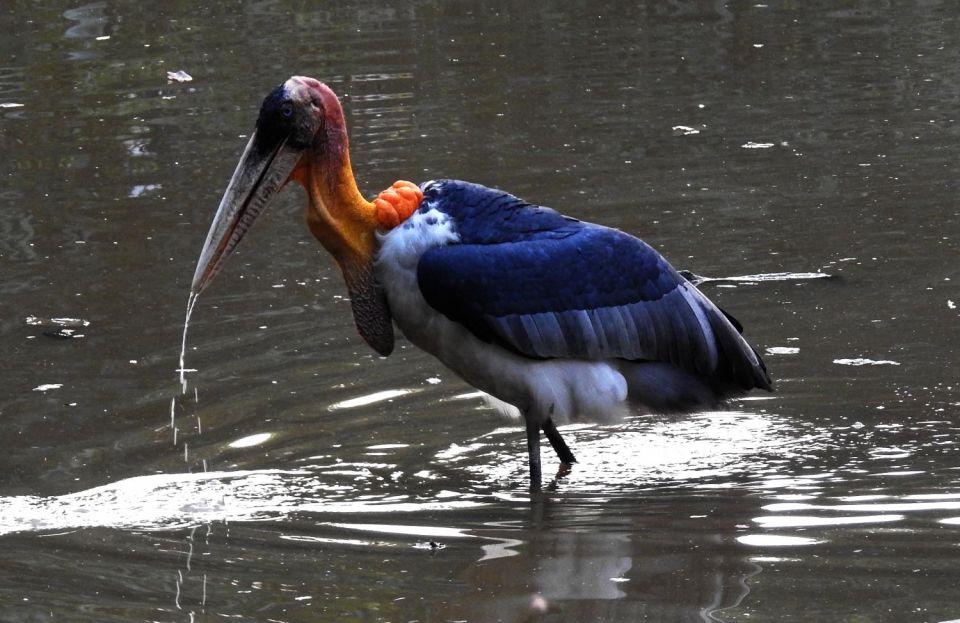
[191,76,772,490]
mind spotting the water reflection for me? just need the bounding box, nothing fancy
[5,396,959,535]
[444,410,819,493]
[4,403,960,620]
[0,406,866,617]
[0,405,819,536]
[434,494,766,622]
[0,467,485,536]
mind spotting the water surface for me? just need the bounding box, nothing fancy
[1,2,959,621]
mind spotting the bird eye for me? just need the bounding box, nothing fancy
[280,102,294,118]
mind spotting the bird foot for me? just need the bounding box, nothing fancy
[556,462,574,479]
[374,180,423,228]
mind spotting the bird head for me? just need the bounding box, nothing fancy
[190,76,394,355]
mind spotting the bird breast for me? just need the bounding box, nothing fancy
[375,200,461,350]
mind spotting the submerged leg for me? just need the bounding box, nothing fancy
[525,417,542,491]
[542,418,576,465]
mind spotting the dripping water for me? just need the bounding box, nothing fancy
[178,292,200,394]
[175,570,182,610]
[174,292,201,461]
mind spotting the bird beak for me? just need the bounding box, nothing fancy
[190,76,395,357]
[190,130,302,295]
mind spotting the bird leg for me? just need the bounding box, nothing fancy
[542,418,576,465]
[525,417,542,491]
[526,418,577,491]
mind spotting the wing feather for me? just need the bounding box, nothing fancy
[414,180,771,391]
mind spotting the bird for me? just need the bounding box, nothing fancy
[190,76,772,490]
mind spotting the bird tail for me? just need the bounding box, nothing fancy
[707,307,773,393]
[617,299,771,413]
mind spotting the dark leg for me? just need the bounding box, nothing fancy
[542,418,576,465]
[525,417,542,491]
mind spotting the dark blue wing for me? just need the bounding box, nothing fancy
[416,180,770,391]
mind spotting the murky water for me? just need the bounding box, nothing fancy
[2,2,959,621]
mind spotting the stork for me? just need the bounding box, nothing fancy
[191,76,772,490]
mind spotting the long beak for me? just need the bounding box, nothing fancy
[191,131,302,294]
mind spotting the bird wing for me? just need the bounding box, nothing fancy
[415,182,769,390]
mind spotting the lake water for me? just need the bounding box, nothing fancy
[2,2,959,621]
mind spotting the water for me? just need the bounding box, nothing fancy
[178,292,198,393]
[2,1,959,621]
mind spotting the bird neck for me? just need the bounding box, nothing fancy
[299,125,379,270]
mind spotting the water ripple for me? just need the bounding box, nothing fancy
[0,468,485,536]
[433,410,828,494]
